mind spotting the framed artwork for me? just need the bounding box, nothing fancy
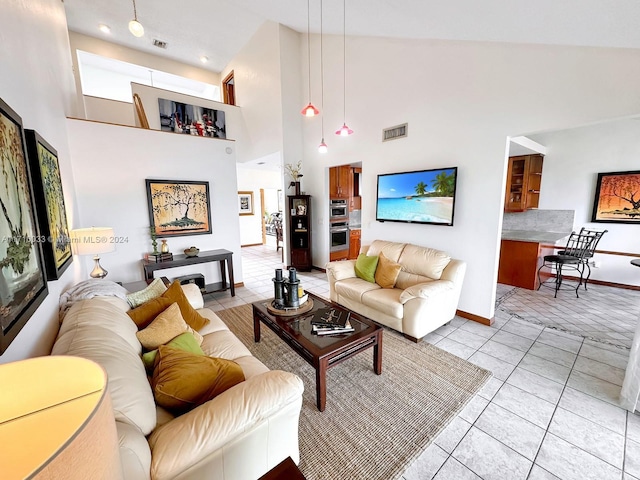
[158,98,226,139]
[24,130,72,280]
[238,191,254,216]
[591,170,640,224]
[0,98,48,354]
[146,179,212,237]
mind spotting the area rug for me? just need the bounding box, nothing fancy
[217,304,491,480]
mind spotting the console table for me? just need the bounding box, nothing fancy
[142,249,235,297]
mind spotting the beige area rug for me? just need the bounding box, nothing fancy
[217,304,491,480]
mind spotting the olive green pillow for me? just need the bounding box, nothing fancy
[152,346,245,414]
[142,332,204,370]
[355,254,379,283]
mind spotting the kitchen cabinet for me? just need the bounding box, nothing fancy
[498,239,553,289]
[350,167,362,211]
[288,195,312,271]
[330,166,352,199]
[348,229,361,260]
[504,154,544,212]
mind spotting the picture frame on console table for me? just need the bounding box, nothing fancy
[0,98,49,354]
[591,170,640,224]
[24,130,72,280]
[146,179,212,237]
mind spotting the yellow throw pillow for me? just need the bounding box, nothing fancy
[161,281,210,331]
[152,346,245,414]
[128,296,174,329]
[126,278,168,308]
[375,252,403,288]
[136,303,189,350]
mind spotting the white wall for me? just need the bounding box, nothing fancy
[236,165,283,245]
[533,118,640,286]
[300,36,640,320]
[0,0,81,363]
[66,119,243,285]
[84,96,135,126]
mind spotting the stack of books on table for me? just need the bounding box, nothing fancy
[146,252,174,263]
[310,308,354,335]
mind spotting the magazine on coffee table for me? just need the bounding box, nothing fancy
[310,307,350,328]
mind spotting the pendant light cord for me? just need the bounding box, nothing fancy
[342,0,346,121]
[307,0,312,100]
[132,0,138,21]
[320,0,325,136]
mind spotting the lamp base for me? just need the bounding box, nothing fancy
[90,255,108,279]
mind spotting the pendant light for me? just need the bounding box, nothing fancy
[335,0,353,136]
[318,0,328,153]
[128,0,144,37]
[301,0,319,117]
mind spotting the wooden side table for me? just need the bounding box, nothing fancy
[258,457,306,480]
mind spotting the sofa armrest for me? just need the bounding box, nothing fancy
[147,370,303,480]
[399,280,454,304]
[325,260,357,282]
[180,283,204,309]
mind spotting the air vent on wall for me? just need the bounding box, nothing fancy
[382,123,408,142]
[153,39,168,49]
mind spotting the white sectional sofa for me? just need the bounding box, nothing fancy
[326,240,466,342]
[51,284,303,480]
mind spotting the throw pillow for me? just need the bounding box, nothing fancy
[152,346,245,414]
[128,296,174,329]
[136,303,189,350]
[161,281,210,331]
[375,252,403,289]
[142,332,204,370]
[126,278,168,308]
[355,253,379,283]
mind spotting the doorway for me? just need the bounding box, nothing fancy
[222,71,235,106]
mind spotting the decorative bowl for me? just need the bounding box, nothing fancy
[184,247,199,257]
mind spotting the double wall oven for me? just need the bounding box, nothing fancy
[330,198,350,254]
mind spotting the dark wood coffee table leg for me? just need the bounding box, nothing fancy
[316,358,328,412]
[374,331,383,374]
[254,312,261,342]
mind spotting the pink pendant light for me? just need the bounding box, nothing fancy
[301,0,319,117]
[318,0,328,153]
[335,0,353,136]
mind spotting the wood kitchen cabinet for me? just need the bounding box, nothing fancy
[348,229,361,260]
[329,166,352,199]
[498,239,553,289]
[504,154,544,212]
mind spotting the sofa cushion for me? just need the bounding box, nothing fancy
[52,299,157,435]
[142,332,204,370]
[152,346,245,414]
[361,288,404,318]
[162,281,210,331]
[335,277,381,303]
[126,277,167,308]
[367,240,406,263]
[375,252,403,288]
[128,296,174,329]
[355,253,379,283]
[136,302,191,350]
[398,244,451,280]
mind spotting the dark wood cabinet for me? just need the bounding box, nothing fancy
[329,166,351,199]
[288,195,312,271]
[348,229,361,260]
[504,154,544,212]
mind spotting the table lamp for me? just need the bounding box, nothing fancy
[70,227,115,278]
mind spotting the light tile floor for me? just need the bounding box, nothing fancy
[208,244,640,480]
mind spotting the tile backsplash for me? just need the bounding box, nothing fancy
[502,209,574,233]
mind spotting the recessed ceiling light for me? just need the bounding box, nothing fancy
[99,24,111,34]
[199,56,209,64]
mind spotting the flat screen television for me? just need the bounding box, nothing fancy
[376,167,458,226]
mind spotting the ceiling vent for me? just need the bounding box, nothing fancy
[153,39,167,49]
[382,123,408,142]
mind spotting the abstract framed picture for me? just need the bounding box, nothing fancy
[238,191,254,216]
[158,98,226,139]
[146,179,212,237]
[0,98,48,354]
[591,170,640,224]
[24,130,72,280]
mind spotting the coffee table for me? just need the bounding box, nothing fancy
[252,292,383,412]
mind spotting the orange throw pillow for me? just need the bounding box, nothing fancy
[161,281,210,331]
[375,252,403,288]
[128,296,174,329]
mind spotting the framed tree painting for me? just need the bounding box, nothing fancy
[24,130,72,280]
[0,98,48,354]
[238,191,254,216]
[591,170,640,224]
[146,179,212,237]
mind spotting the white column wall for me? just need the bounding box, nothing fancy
[237,166,283,246]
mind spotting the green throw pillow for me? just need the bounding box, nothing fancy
[142,332,204,370]
[355,254,379,283]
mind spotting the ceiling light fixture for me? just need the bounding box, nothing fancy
[318,0,328,153]
[200,56,209,64]
[98,24,111,34]
[301,0,319,117]
[335,0,353,136]
[128,0,144,38]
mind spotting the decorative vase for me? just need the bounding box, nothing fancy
[184,246,200,257]
[294,181,301,195]
[161,239,169,253]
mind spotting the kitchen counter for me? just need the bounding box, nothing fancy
[501,230,570,244]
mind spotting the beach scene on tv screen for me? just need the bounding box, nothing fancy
[377,168,456,224]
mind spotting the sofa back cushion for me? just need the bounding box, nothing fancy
[398,244,451,282]
[52,298,157,436]
[366,240,406,263]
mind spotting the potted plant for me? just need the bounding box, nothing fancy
[285,161,303,195]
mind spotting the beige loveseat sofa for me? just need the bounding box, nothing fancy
[326,240,466,342]
[52,284,304,480]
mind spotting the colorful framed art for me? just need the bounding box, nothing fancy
[591,170,640,224]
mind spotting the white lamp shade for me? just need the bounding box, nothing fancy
[70,227,116,256]
[128,19,144,37]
